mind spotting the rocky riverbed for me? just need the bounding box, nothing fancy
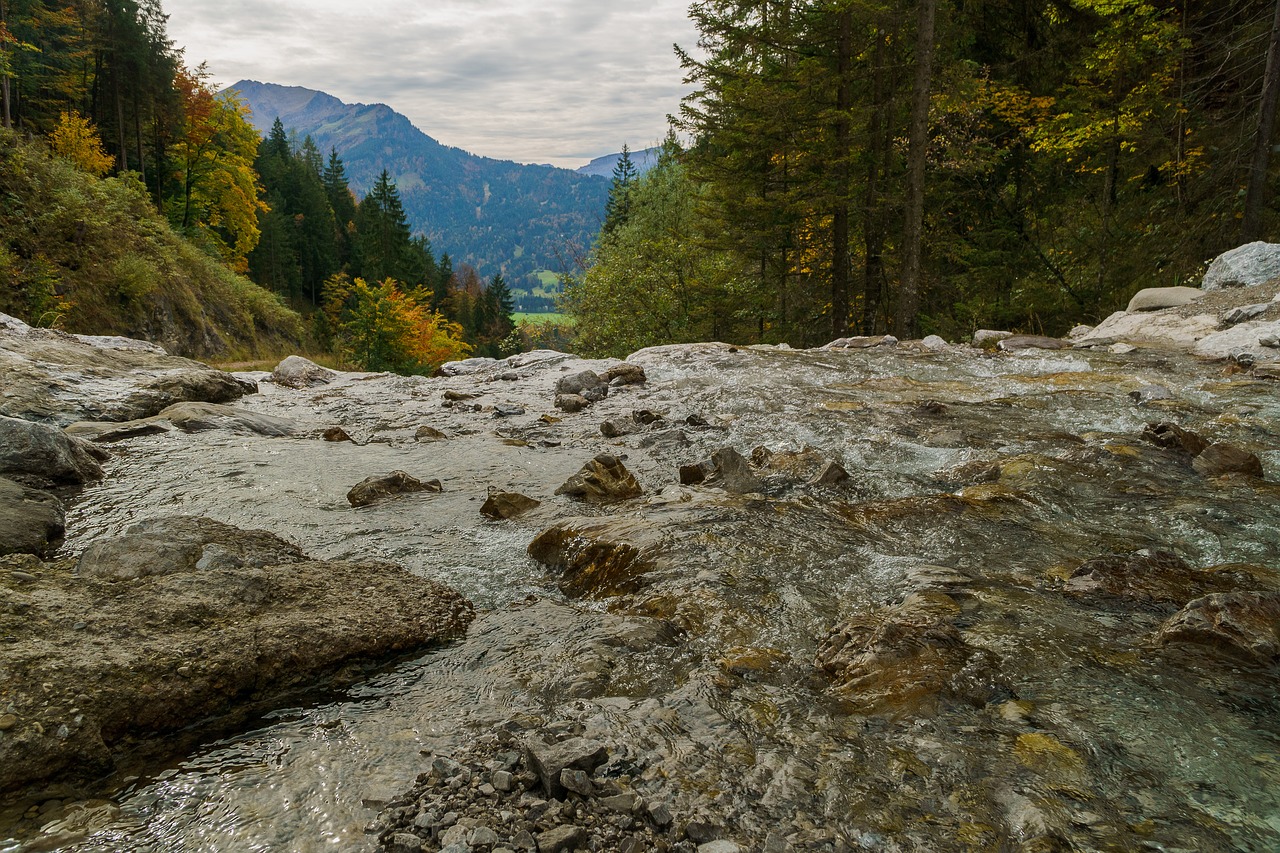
[1,262,1279,852]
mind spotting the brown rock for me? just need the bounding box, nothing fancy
[554,454,642,503]
[415,425,447,441]
[1141,422,1209,457]
[527,517,667,597]
[1064,551,1246,609]
[347,471,442,507]
[816,592,1005,715]
[480,489,541,519]
[0,477,64,557]
[1192,442,1265,478]
[1156,591,1280,664]
[323,426,352,442]
[554,393,589,413]
[600,363,647,385]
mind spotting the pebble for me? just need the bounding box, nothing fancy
[9,571,38,584]
[0,714,17,731]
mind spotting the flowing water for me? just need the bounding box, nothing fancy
[4,343,1279,851]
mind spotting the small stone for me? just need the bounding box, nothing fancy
[600,363,647,385]
[512,830,536,850]
[416,426,448,441]
[555,455,642,503]
[806,460,849,486]
[537,825,585,853]
[647,801,673,827]
[0,714,17,731]
[9,571,38,583]
[493,404,526,418]
[556,370,605,396]
[1193,442,1264,478]
[1260,333,1280,348]
[347,471,441,507]
[385,833,425,853]
[555,393,590,413]
[176,665,192,678]
[440,824,470,846]
[322,426,352,442]
[601,793,638,813]
[493,770,515,792]
[480,490,541,520]
[560,767,595,796]
[524,737,608,798]
[478,782,496,796]
[698,843,743,853]
[470,826,500,846]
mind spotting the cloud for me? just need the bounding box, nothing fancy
[164,0,698,167]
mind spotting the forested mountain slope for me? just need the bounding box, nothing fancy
[231,81,610,281]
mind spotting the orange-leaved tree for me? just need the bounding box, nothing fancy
[321,275,470,374]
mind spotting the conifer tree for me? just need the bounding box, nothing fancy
[602,144,638,236]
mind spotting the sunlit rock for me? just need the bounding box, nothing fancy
[348,470,442,507]
[1156,591,1280,664]
[555,454,642,503]
[527,517,668,597]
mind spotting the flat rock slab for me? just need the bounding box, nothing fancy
[0,516,474,795]
[66,402,297,442]
[1156,591,1280,664]
[1074,311,1221,350]
[0,316,247,426]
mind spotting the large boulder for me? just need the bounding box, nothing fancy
[1202,241,1280,290]
[0,416,107,485]
[66,401,297,442]
[270,355,336,389]
[0,516,474,794]
[1073,310,1220,350]
[0,478,65,557]
[1126,286,1204,312]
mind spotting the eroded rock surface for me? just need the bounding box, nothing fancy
[1156,592,1280,664]
[348,471,443,507]
[0,478,64,557]
[528,517,669,598]
[0,517,474,794]
[554,455,642,503]
[0,416,106,485]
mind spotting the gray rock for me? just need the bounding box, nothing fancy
[647,801,674,826]
[77,517,304,581]
[560,767,595,796]
[1202,241,1280,290]
[493,403,526,417]
[348,471,442,507]
[699,842,743,853]
[492,770,514,792]
[601,416,642,438]
[823,335,897,349]
[536,825,585,853]
[0,478,64,557]
[441,357,501,376]
[555,455,642,503]
[1260,333,1280,348]
[555,370,605,397]
[0,416,106,485]
[1223,303,1271,325]
[710,447,765,494]
[1126,286,1204,312]
[601,793,638,813]
[385,832,426,853]
[807,460,850,486]
[998,335,1067,351]
[920,335,948,351]
[470,826,500,846]
[523,737,607,798]
[972,329,1012,348]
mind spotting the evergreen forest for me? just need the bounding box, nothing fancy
[566,0,1280,354]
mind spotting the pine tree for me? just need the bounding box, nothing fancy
[355,169,419,286]
[602,144,638,236]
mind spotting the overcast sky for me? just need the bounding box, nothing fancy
[162,0,699,168]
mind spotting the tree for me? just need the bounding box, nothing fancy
[603,144,638,235]
[168,65,264,272]
[1243,0,1280,241]
[320,274,470,374]
[896,0,939,337]
[356,169,421,285]
[48,110,113,175]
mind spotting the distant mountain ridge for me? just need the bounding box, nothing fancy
[576,147,662,178]
[229,81,610,283]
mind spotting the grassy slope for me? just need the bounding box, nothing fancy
[0,132,303,360]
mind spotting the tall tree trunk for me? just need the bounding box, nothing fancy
[896,0,937,338]
[831,8,853,339]
[863,16,894,335]
[1242,0,1280,242]
[1,0,11,129]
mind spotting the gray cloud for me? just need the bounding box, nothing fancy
[164,0,698,167]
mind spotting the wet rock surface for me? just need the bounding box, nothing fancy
[3,312,1280,851]
[0,516,474,796]
[0,416,107,485]
[349,471,444,507]
[0,478,65,557]
[554,454,642,503]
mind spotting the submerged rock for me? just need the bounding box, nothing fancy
[555,454,642,503]
[77,516,304,580]
[414,425,448,441]
[998,335,1067,351]
[1192,442,1265,478]
[1141,422,1209,457]
[816,592,1006,715]
[528,517,668,597]
[0,478,64,557]
[1156,591,1280,664]
[1064,551,1247,609]
[348,471,443,507]
[708,447,765,494]
[0,517,474,795]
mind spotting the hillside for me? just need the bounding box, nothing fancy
[0,132,303,359]
[230,81,611,285]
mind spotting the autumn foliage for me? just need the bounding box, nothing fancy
[320,275,470,374]
[48,111,114,176]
